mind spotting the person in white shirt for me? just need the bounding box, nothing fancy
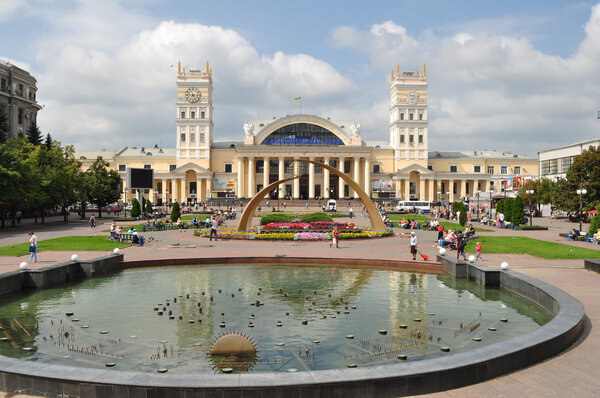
[409,231,418,260]
[28,232,38,262]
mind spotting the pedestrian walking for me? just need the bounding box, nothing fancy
[209,216,218,241]
[409,231,418,260]
[89,214,96,228]
[330,226,340,248]
[28,232,38,263]
[349,207,353,218]
[475,241,483,261]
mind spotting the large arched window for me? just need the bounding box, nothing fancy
[262,123,343,145]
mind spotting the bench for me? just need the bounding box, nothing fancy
[110,232,138,243]
[558,232,589,242]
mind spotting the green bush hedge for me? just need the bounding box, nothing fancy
[260,213,294,225]
[300,212,333,222]
[519,225,549,230]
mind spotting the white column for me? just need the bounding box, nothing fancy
[263,157,270,191]
[247,157,255,197]
[308,158,315,199]
[173,178,179,204]
[323,157,330,199]
[161,179,168,205]
[198,176,204,202]
[449,179,455,202]
[293,161,300,199]
[278,157,284,199]
[338,158,344,199]
[206,178,212,200]
[428,179,435,202]
[460,179,467,200]
[404,178,410,201]
[419,178,426,201]
[353,157,360,198]
[181,178,188,203]
[364,158,371,197]
[237,158,244,198]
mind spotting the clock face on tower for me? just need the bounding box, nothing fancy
[407,90,418,104]
[185,87,201,103]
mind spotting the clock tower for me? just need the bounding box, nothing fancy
[389,64,428,169]
[176,61,213,167]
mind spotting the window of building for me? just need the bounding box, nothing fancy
[373,164,381,174]
[329,159,337,168]
[400,113,404,120]
[270,159,279,171]
[156,181,162,194]
[441,182,446,193]
[144,164,151,169]
[118,164,126,172]
[18,109,23,125]
[169,164,176,171]
[200,111,205,119]
[284,160,294,173]
[540,160,550,175]
[474,165,481,173]
[427,165,433,171]
[400,134,405,143]
[549,159,558,174]
[0,78,5,91]
[450,165,458,173]
[256,160,264,173]
[514,166,521,174]
[466,182,470,195]
[409,134,414,143]
[190,133,195,142]
[487,166,494,174]
[409,113,414,120]
[344,185,350,198]
[180,133,186,142]
[418,112,424,120]
[418,135,423,144]
[560,156,573,173]
[453,182,458,195]
[500,165,508,174]
[225,163,232,173]
[315,165,322,173]
[199,133,205,143]
[180,111,185,119]
[191,111,195,119]
[18,84,23,95]
[344,160,351,173]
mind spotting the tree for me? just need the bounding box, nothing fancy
[44,133,53,149]
[588,213,600,236]
[170,201,181,222]
[512,196,525,226]
[452,201,467,226]
[26,121,43,145]
[144,199,153,214]
[86,157,122,218]
[131,198,141,218]
[0,103,8,143]
[564,146,600,212]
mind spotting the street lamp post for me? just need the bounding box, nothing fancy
[525,189,535,227]
[577,188,587,232]
[475,190,481,220]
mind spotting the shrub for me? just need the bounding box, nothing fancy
[512,196,525,226]
[144,199,153,214]
[170,201,181,222]
[131,198,141,218]
[300,212,333,222]
[260,213,293,225]
[452,201,467,226]
[589,214,600,235]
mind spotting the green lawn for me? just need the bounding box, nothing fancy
[0,236,131,256]
[389,214,430,221]
[465,236,600,259]
[392,220,491,232]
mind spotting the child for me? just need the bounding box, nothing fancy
[475,241,483,261]
[330,226,340,248]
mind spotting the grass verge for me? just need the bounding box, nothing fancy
[0,236,132,256]
[465,236,599,259]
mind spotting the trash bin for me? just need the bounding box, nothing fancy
[138,236,144,246]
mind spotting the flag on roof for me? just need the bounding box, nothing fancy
[294,97,302,101]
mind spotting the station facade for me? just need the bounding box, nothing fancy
[77,62,536,205]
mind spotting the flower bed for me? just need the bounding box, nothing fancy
[194,228,393,240]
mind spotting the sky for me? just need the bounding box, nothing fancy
[1,0,600,156]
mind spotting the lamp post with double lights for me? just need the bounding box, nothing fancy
[525,189,535,227]
[577,188,587,232]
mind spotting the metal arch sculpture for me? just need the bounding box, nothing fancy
[298,159,387,232]
[236,176,300,232]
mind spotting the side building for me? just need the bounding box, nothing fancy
[0,61,42,139]
[538,138,600,180]
[76,63,536,205]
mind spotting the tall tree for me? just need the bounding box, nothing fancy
[26,121,43,145]
[131,198,141,218]
[86,157,122,218]
[44,133,53,149]
[0,103,8,143]
[564,146,600,212]
[144,199,153,214]
[512,196,525,226]
[170,201,181,222]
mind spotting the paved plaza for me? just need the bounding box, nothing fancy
[0,208,598,397]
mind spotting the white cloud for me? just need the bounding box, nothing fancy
[33,11,357,149]
[0,0,26,23]
[330,4,600,155]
